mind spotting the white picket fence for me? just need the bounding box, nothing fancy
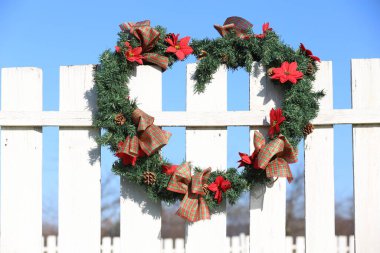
[39,235,355,253]
[1,59,380,253]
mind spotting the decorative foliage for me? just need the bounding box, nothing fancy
[94,16,325,222]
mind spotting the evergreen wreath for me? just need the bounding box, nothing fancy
[94,17,324,222]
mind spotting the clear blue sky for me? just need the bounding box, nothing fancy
[1,0,379,224]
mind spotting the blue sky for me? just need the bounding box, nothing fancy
[1,0,380,225]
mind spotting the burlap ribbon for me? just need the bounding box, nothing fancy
[167,163,211,222]
[253,131,298,182]
[214,16,253,39]
[119,20,169,70]
[117,108,171,162]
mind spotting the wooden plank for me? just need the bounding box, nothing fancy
[163,238,174,253]
[58,65,101,253]
[348,236,355,253]
[0,67,42,253]
[102,237,112,253]
[46,236,57,253]
[112,237,121,253]
[120,65,162,252]
[285,237,294,253]
[249,62,286,253]
[295,236,305,253]
[352,58,380,253]
[337,236,347,253]
[185,63,227,253]
[1,108,380,127]
[304,61,335,253]
[175,238,185,253]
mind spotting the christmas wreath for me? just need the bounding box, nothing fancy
[94,17,324,222]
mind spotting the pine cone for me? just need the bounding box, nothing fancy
[267,67,275,76]
[306,63,314,75]
[143,171,156,185]
[197,50,208,60]
[221,54,229,63]
[202,184,209,194]
[114,113,126,125]
[303,123,314,136]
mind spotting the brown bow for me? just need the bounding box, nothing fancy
[167,163,211,222]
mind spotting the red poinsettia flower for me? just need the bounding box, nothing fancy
[237,150,260,169]
[208,176,231,204]
[300,43,321,62]
[161,164,178,175]
[165,34,193,60]
[268,108,286,138]
[270,61,304,84]
[255,22,272,39]
[115,46,121,53]
[124,46,144,65]
[115,141,145,166]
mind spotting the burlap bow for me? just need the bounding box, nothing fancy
[119,20,169,70]
[253,131,298,183]
[214,16,253,39]
[167,163,211,222]
[117,108,171,162]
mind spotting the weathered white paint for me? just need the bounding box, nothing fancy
[1,108,380,127]
[58,65,101,253]
[304,61,335,253]
[185,63,228,253]
[352,58,380,253]
[296,236,305,253]
[0,67,42,253]
[249,62,286,253]
[120,65,163,253]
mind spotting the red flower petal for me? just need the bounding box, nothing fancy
[175,50,185,60]
[288,62,298,73]
[207,182,218,192]
[215,176,224,186]
[166,46,177,53]
[161,164,178,175]
[300,43,306,52]
[221,180,231,192]
[181,46,193,56]
[310,55,321,62]
[179,36,191,47]
[115,46,121,53]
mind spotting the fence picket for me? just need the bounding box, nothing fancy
[102,237,112,253]
[249,62,286,253]
[352,59,380,253]
[185,63,228,253]
[0,67,43,253]
[58,65,101,253]
[112,237,120,253]
[285,237,294,253]
[46,236,57,253]
[119,65,163,252]
[337,236,347,253]
[175,238,185,253]
[295,236,305,253]
[304,61,335,253]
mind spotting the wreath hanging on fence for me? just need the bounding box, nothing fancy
[94,17,324,222]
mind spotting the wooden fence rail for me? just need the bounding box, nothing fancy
[1,59,380,253]
[38,235,355,253]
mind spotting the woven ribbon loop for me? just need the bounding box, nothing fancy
[119,20,169,70]
[167,163,211,222]
[117,108,171,163]
[214,16,253,39]
[254,131,298,182]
